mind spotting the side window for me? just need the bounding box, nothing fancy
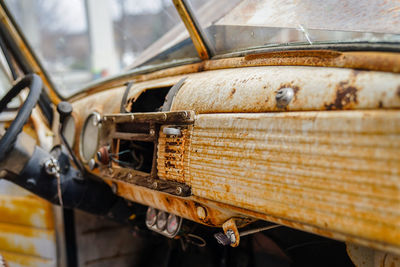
[0,47,21,109]
[0,48,12,99]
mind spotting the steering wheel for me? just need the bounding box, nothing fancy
[0,74,42,162]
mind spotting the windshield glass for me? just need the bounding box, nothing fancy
[4,0,400,97]
[187,0,400,55]
[4,0,199,98]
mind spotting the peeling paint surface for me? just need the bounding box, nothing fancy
[0,181,57,267]
[171,66,400,113]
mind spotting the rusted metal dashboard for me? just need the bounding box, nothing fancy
[98,111,194,197]
[70,65,400,255]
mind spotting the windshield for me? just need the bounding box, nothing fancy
[187,0,400,55]
[4,0,400,98]
[4,0,199,98]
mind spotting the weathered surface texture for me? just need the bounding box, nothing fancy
[157,110,400,253]
[70,65,400,254]
[0,181,57,267]
[158,125,192,184]
[186,111,400,253]
[171,66,400,113]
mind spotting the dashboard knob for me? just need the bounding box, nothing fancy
[96,146,110,165]
[57,101,73,123]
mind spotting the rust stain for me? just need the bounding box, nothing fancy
[325,81,358,110]
[0,196,54,229]
[222,218,240,247]
[170,66,400,113]
[65,46,400,257]
[187,111,400,254]
[196,61,206,72]
[158,126,192,184]
[1,250,54,267]
[245,50,342,60]
[107,179,238,227]
[0,222,56,258]
[229,88,236,98]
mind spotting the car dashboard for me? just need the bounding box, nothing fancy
[63,64,400,254]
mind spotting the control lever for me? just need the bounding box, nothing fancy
[57,101,85,174]
[214,219,281,247]
[57,101,72,124]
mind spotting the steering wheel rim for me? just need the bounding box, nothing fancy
[0,74,42,162]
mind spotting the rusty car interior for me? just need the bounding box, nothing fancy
[0,0,399,266]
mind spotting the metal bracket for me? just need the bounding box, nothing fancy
[104,167,191,197]
[162,77,187,112]
[120,81,134,113]
[222,218,241,247]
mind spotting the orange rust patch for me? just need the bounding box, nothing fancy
[0,196,54,229]
[109,179,238,227]
[325,81,358,110]
[229,88,236,98]
[0,222,56,258]
[158,126,192,184]
[0,250,54,266]
[245,50,342,60]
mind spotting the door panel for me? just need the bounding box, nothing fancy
[0,180,57,267]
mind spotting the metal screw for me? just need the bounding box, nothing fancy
[152,181,158,189]
[175,186,183,195]
[127,173,133,179]
[26,178,36,188]
[276,87,294,108]
[226,229,236,244]
[149,129,155,135]
[196,206,207,220]
[44,157,60,176]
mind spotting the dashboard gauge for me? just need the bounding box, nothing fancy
[62,116,76,147]
[166,214,181,235]
[156,211,168,230]
[80,112,101,162]
[145,207,157,227]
